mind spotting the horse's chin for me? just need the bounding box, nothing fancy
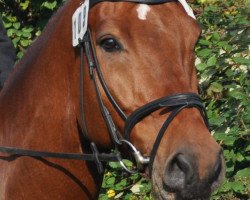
[152,187,176,200]
[151,171,212,200]
[152,173,176,200]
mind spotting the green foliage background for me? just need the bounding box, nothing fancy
[0,0,249,199]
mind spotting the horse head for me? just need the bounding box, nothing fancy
[83,0,225,199]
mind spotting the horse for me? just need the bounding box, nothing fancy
[0,0,225,199]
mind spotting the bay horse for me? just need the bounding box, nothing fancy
[0,0,224,199]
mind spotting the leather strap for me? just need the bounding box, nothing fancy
[0,145,119,162]
[82,31,124,145]
[124,93,209,139]
[90,0,177,8]
[0,142,120,174]
[79,41,89,140]
[87,30,128,121]
[147,101,208,173]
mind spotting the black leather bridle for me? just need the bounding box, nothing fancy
[0,0,209,174]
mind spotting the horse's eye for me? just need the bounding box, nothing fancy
[99,38,121,52]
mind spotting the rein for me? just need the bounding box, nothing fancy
[0,144,119,174]
[0,0,209,175]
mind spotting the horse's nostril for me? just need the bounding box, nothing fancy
[162,150,225,198]
[163,153,194,192]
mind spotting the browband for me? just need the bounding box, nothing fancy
[72,0,195,47]
[90,0,177,8]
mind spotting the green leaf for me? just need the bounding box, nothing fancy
[228,90,247,100]
[197,48,212,57]
[235,168,250,178]
[3,22,12,28]
[199,39,212,46]
[122,159,133,167]
[196,63,207,71]
[16,30,23,37]
[207,55,217,67]
[236,153,245,162]
[218,181,233,193]
[20,0,30,10]
[223,136,236,146]
[12,37,20,47]
[214,132,229,141]
[232,57,250,65]
[109,162,121,169]
[42,1,57,10]
[17,51,24,59]
[230,181,245,193]
[212,32,221,41]
[114,179,127,190]
[22,32,32,38]
[208,82,223,93]
[217,41,233,51]
[225,69,234,77]
[105,177,115,186]
[20,39,30,47]
[13,22,21,29]
[140,181,152,193]
[22,27,34,33]
[99,194,109,200]
[7,29,16,37]
[130,173,140,180]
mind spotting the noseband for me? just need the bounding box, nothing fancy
[0,0,209,174]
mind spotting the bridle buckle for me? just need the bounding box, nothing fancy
[117,139,150,173]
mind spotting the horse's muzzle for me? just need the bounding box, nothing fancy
[162,148,225,199]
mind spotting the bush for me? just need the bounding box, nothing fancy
[0,0,65,58]
[194,0,249,199]
[1,0,249,199]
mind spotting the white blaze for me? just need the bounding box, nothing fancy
[136,4,151,20]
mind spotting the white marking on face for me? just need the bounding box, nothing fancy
[136,4,151,20]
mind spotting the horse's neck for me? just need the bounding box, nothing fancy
[0,1,102,199]
[0,0,81,151]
